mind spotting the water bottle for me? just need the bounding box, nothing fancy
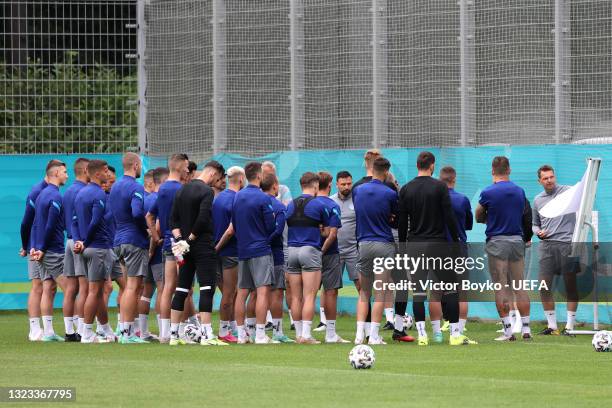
[171,237,185,266]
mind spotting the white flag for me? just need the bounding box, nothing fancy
[538,172,586,219]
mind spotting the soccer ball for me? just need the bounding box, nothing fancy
[591,330,612,352]
[349,345,375,369]
[184,324,202,343]
[403,314,414,330]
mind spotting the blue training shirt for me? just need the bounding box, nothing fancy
[109,175,148,249]
[31,184,65,254]
[212,189,238,257]
[232,184,276,260]
[268,197,286,265]
[446,188,473,243]
[73,182,111,249]
[286,194,330,249]
[353,179,398,243]
[315,195,342,255]
[144,191,162,265]
[63,180,86,240]
[103,192,115,248]
[148,180,182,252]
[20,179,48,252]
[479,180,526,238]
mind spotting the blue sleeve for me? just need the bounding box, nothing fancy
[148,197,159,217]
[71,212,81,242]
[84,198,105,248]
[131,186,148,234]
[330,204,341,228]
[20,197,36,250]
[464,197,473,231]
[41,199,61,251]
[263,197,276,235]
[389,191,399,228]
[478,189,488,207]
[268,204,286,242]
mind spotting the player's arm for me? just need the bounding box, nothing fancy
[321,227,337,254]
[267,207,285,242]
[216,223,235,252]
[130,187,148,234]
[320,205,339,254]
[532,198,546,238]
[83,198,105,248]
[464,198,473,231]
[191,188,214,240]
[522,196,534,243]
[40,199,62,254]
[19,198,36,255]
[145,200,160,242]
[263,198,276,235]
[441,185,460,242]
[389,191,399,229]
[398,186,409,242]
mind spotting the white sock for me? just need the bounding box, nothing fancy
[156,314,161,334]
[394,315,404,332]
[325,320,336,339]
[246,317,256,337]
[364,322,371,337]
[544,310,557,330]
[219,320,230,337]
[288,309,294,325]
[134,317,141,334]
[78,318,85,336]
[384,308,394,323]
[319,308,327,324]
[294,320,303,338]
[230,320,237,332]
[272,318,283,337]
[72,315,79,331]
[369,322,380,340]
[256,323,266,340]
[203,323,213,339]
[170,322,179,338]
[237,325,247,340]
[521,316,531,334]
[139,314,149,337]
[178,322,186,337]
[42,315,54,336]
[124,321,134,337]
[29,317,41,336]
[502,316,513,337]
[101,323,113,336]
[450,322,460,338]
[509,309,518,326]
[431,319,441,334]
[161,319,170,339]
[356,321,366,341]
[266,310,273,324]
[64,317,75,335]
[459,318,467,333]
[301,320,312,339]
[84,323,94,338]
[566,311,576,330]
[416,321,427,338]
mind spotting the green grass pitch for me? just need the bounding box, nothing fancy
[1,309,610,408]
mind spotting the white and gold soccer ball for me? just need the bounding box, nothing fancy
[591,330,612,352]
[184,324,202,343]
[349,345,375,369]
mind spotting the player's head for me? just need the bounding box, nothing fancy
[46,159,68,186]
[227,166,246,190]
[74,158,90,182]
[491,156,511,178]
[262,161,277,177]
[364,149,382,171]
[201,160,226,190]
[153,167,169,190]
[144,169,155,192]
[244,161,263,185]
[169,153,189,181]
[439,166,456,188]
[385,171,399,190]
[318,171,333,196]
[416,151,435,175]
[300,171,320,195]
[261,173,279,197]
[372,157,391,181]
[87,159,109,185]
[185,160,198,182]
[336,170,352,197]
[537,164,556,193]
[122,152,142,178]
[102,165,116,193]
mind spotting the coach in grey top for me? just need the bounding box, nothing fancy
[532,164,578,335]
[331,170,360,290]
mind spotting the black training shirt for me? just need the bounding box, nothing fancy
[169,179,215,252]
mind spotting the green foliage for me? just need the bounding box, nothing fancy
[0,51,137,154]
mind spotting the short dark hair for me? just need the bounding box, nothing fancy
[537,164,554,179]
[87,159,108,176]
[372,157,391,174]
[144,169,154,180]
[153,167,169,184]
[300,172,320,188]
[45,159,66,175]
[439,166,456,184]
[187,161,198,173]
[74,158,90,177]
[108,166,116,174]
[416,151,435,170]
[169,153,188,172]
[261,173,278,192]
[492,156,510,176]
[204,160,225,177]
[336,170,352,180]
[244,161,263,182]
[318,171,333,190]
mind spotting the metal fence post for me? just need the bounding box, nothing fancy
[289,0,305,150]
[459,0,475,146]
[371,0,388,148]
[137,0,148,154]
[212,0,227,155]
[554,0,571,143]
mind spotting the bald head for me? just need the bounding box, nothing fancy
[122,152,142,178]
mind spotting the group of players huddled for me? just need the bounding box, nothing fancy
[20,148,579,345]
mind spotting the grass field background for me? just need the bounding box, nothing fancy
[1,309,611,408]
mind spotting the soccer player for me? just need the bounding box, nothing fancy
[148,154,189,343]
[352,158,397,345]
[20,175,48,341]
[476,156,532,341]
[398,152,474,345]
[138,167,169,340]
[143,169,155,197]
[109,152,149,344]
[30,160,69,342]
[315,172,349,343]
[213,166,245,343]
[168,164,226,346]
[62,157,89,341]
[286,172,333,344]
[261,172,294,343]
[440,166,473,335]
[72,159,115,343]
[232,162,277,344]
[532,164,578,336]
